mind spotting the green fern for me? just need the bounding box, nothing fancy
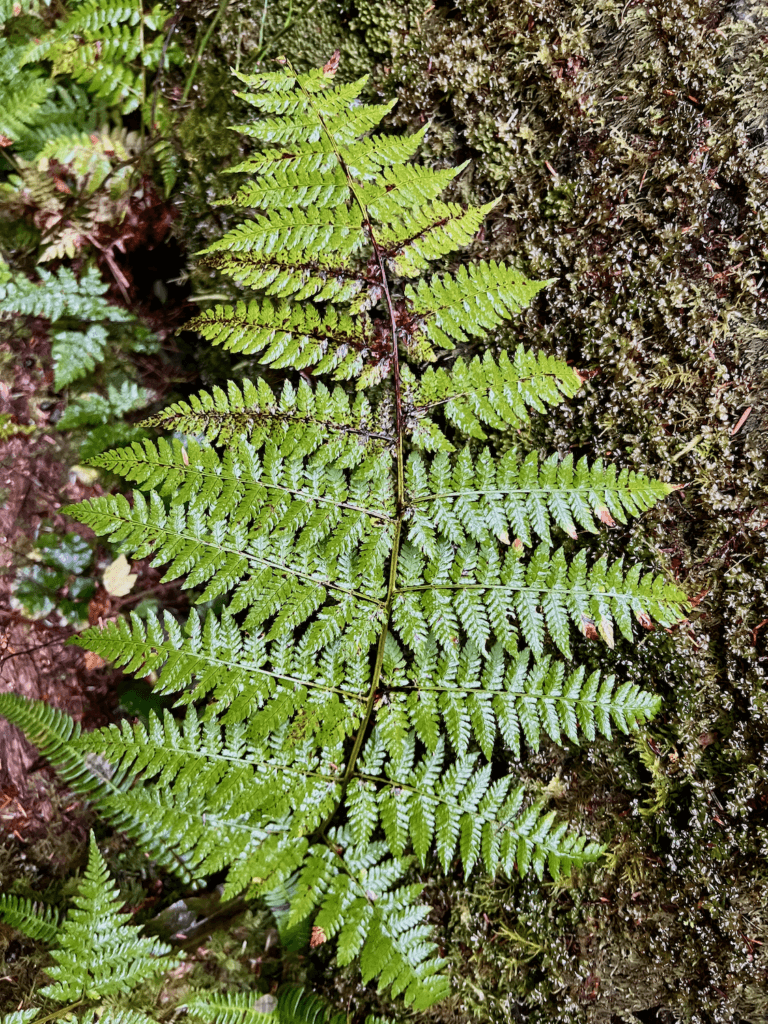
[21,0,183,118]
[186,985,393,1024]
[0,1012,39,1024]
[0,263,153,390]
[42,834,177,1000]
[0,263,130,323]
[0,894,61,942]
[0,36,49,144]
[1,56,689,1011]
[0,833,178,1009]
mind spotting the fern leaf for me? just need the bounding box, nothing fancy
[52,324,109,389]
[0,1011,38,1024]
[406,260,551,347]
[378,200,498,277]
[406,448,674,546]
[42,833,177,1000]
[286,830,449,1009]
[184,300,372,371]
[0,694,214,883]
[395,539,687,658]
[0,264,130,323]
[407,347,582,440]
[142,376,393,452]
[0,894,61,942]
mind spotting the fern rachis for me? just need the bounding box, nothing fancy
[0,55,689,1011]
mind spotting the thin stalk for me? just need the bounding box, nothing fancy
[24,1002,84,1024]
[257,0,269,51]
[181,0,231,104]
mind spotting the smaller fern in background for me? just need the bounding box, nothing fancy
[0,833,176,1009]
[41,834,175,1000]
[0,835,386,1024]
[0,262,131,387]
[20,0,183,120]
[0,262,156,409]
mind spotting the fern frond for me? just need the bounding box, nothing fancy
[407,346,581,440]
[0,55,693,1014]
[225,129,426,182]
[286,830,449,1009]
[232,101,396,147]
[382,639,660,758]
[0,1010,38,1024]
[65,467,390,655]
[0,694,214,882]
[0,37,49,144]
[406,260,549,347]
[186,991,281,1024]
[0,264,130,323]
[0,692,115,800]
[69,606,368,725]
[405,448,674,547]
[142,377,393,452]
[21,0,178,116]
[86,1011,161,1024]
[394,540,687,658]
[377,200,498,277]
[0,894,61,942]
[184,301,371,373]
[352,732,603,877]
[42,833,177,1000]
[52,324,109,388]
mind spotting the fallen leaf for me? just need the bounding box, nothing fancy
[310,926,327,948]
[83,651,107,671]
[70,464,100,486]
[103,554,138,597]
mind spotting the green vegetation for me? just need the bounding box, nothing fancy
[0,1,766,1022]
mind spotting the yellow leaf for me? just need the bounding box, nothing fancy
[103,554,137,597]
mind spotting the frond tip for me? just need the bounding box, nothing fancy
[42,834,178,1001]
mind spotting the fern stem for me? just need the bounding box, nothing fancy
[257,0,269,50]
[181,0,231,105]
[411,487,631,502]
[21,1001,84,1024]
[290,63,406,793]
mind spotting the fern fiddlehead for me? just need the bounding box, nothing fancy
[0,55,689,1010]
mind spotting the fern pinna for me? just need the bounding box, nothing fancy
[0,56,688,1010]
